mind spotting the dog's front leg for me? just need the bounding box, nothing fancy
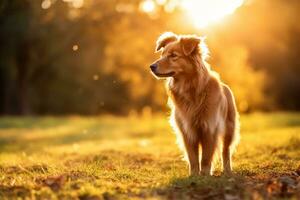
[182,133,199,176]
[200,133,217,176]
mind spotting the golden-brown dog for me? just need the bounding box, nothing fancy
[150,32,240,176]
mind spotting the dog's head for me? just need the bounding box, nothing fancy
[150,32,208,79]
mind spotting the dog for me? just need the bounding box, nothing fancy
[150,32,240,176]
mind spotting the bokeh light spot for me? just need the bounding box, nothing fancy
[72,45,79,51]
[41,0,51,9]
[140,0,155,13]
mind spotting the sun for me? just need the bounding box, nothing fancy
[181,0,244,28]
[138,0,245,28]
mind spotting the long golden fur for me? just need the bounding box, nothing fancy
[150,32,240,176]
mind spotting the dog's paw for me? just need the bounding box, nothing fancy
[222,170,234,177]
[189,172,200,177]
[200,171,212,176]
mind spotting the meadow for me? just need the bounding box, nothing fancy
[0,113,300,199]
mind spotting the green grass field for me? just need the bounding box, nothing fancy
[0,113,300,199]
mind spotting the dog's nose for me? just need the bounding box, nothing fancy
[150,64,157,72]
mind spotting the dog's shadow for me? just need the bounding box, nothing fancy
[150,173,246,199]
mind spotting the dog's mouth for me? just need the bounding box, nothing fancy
[152,71,175,78]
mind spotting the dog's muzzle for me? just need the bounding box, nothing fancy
[150,63,158,73]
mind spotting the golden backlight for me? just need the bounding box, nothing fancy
[181,0,244,28]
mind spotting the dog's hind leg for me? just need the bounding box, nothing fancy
[222,85,239,175]
[223,123,234,175]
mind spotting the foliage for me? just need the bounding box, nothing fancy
[0,0,300,115]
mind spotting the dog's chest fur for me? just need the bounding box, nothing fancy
[167,76,226,138]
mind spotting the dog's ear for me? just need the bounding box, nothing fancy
[156,32,178,52]
[180,36,201,56]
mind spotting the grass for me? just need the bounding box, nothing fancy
[0,113,300,199]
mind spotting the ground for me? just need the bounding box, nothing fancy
[0,113,300,200]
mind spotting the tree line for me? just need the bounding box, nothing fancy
[0,0,299,115]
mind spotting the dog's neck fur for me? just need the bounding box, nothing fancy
[167,54,211,104]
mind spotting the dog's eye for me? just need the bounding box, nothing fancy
[169,53,177,58]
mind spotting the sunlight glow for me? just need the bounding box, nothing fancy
[140,0,156,13]
[181,0,244,28]
[156,0,167,5]
[63,0,84,8]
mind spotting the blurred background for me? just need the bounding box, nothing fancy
[0,0,299,116]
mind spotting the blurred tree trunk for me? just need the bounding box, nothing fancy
[0,67,8,115]
[16,42,30,115]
